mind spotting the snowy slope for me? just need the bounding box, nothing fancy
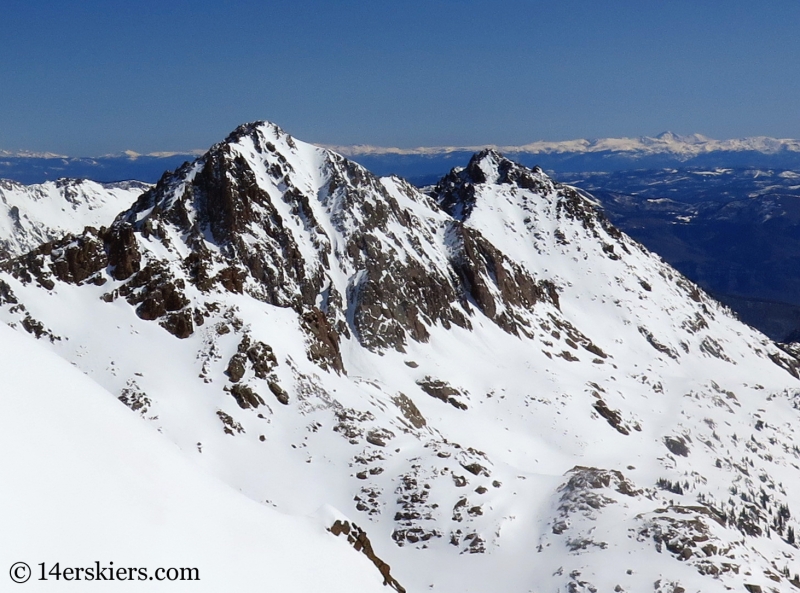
[3,121,800,593]
[0,322,387,593]
[0,178,149,258]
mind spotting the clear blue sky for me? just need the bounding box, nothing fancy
[2,0,800,154]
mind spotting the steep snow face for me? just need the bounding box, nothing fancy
[0,323,387,593]
[0,178,149,258]
[3,122,800,593]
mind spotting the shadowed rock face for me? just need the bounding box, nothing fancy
[195,147,325,310]
[301,308,344,373]
[346,232,471,351]
[447,222,560,336]
[324,161,474,351]
[105,223,141,281]
[123,147,325,312]
[0,223,142,289]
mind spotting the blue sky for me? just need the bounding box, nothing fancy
[2,0,800,154]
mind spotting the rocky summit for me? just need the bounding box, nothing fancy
[3,121,800,593]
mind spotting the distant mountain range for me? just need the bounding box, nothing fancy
[5,132,800,185]
[331,132,800,158]
[0,150,201,184]
[328,132,800,184]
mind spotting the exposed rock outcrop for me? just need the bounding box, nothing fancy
[330,519,406,593]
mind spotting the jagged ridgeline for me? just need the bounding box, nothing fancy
[3,121,800,593]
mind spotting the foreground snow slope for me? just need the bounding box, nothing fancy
[3,121,800,592]
[0,322,385,593]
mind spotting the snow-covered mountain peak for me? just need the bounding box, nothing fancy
[464,148,506,184]
[648,131,715,149]
[460,148,548,186]
[225,119,290,141]
[652,131,684,143]
[5,122,800,593]
[432,149,564,225]
[654,130,680,141]
[126,118,377,244]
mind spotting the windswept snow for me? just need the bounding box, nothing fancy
[0,322,386,593]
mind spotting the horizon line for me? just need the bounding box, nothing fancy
[4,130,800,160]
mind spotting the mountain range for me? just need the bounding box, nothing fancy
[3,122,800,592]
[0,150,199,185]
[5,132,800,185]
[333,132,800,184]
